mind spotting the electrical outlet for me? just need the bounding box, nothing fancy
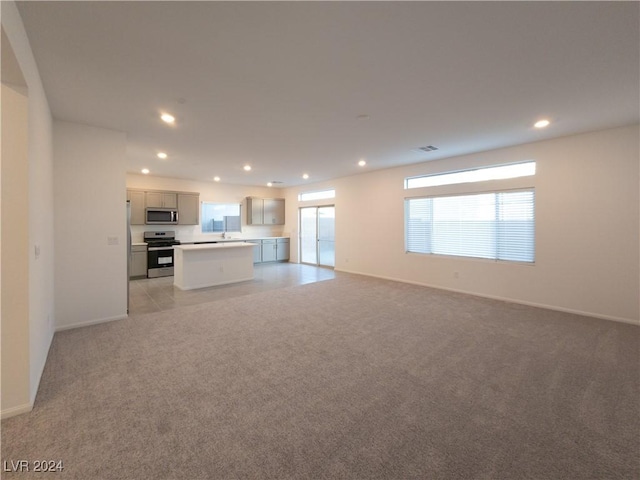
[34,244,41,259]
[107,236,119,246]
[453,271,459,279]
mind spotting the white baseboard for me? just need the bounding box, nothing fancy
[55,314,127,332]
[1,402,33,419]
[335,268,639,326]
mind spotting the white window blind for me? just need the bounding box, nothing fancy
[405,189,535,263]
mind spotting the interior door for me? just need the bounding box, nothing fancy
[299,205,335,267]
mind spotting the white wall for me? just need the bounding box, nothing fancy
[1,1,55,418]
[126,174,289,242]
[54,121,127,330]
[283,125,640,323]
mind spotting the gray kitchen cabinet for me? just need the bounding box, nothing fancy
[264,198,285,225]
[130,244,147,278]
[178,193,199,225]
[247,197,263,225]
[246,197,285,225]
[127,189,146,225]
[246,240,262,263]
[261,239,277,262]
[127,188,200,224]
[276,238,290,261]
[146,191,177,209]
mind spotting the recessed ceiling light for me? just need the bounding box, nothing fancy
[157,152,168,159]
[213,176,221,182]
[243,165,252,172]
[141,168,150,175]
[356,114,370,120]
[534,119,550,129]
[267,182,273,187]
[358,159,367,167]
[160,113,175,124]
[302,173,309,179]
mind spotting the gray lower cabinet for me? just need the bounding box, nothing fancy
[130,245,147,278]
[276,238,290,261]
[247,240,262,263]
[261,239,277,262]
[243,238,289,264]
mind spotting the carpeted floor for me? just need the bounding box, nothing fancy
[2,274,638,479]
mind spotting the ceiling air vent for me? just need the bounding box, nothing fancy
[417,145,439,152]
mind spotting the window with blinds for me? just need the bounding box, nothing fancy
[405,189,535,263]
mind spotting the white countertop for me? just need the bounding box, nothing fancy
[180,236,289,244]
[174,242,255,251]
[132,237,289,245]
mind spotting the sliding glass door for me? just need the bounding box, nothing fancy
[300,206,335,267]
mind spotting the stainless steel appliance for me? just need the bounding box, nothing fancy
[144,231,181,278]
[146,208,178,225]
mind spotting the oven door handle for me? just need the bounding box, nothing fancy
[148,246,175,252]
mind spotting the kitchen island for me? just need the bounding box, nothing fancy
[173,243,254,290]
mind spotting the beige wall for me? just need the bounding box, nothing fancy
[1,82,31,414]
[1,1,55,418]
[283,125,640,323]
[54,121,127,330]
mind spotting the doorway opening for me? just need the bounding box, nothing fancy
[299,205,335,267]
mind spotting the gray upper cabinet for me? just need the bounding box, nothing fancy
[264,198,285,224]
[127,189,199,225]
[246,197,285,225]
[127,190,146,225]
[146,191,177,209]
[247,197,264,225]
[178,193,199,225]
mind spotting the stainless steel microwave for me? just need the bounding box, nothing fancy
[145,208,178,225]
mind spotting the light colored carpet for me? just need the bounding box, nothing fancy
[2,274,638,479]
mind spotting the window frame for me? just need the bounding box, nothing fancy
[298,189,336,202]
[405,161,536,190]
[200,202,242,234]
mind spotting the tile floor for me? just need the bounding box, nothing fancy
[128,262,336,315]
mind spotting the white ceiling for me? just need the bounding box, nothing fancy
[16,1,639,188]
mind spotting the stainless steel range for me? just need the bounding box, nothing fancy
[144,231,181,278]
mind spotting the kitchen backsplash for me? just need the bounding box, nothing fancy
[130,224,288,243]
